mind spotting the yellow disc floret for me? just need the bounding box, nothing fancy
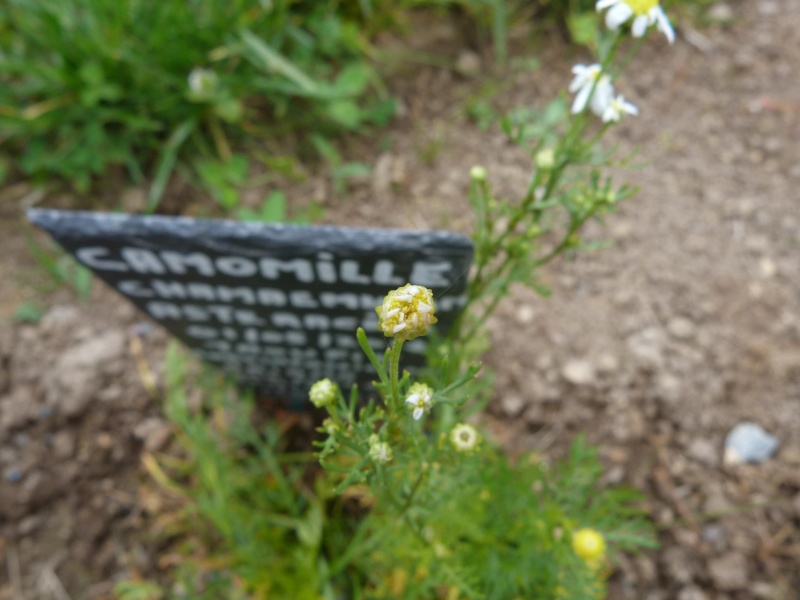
[627,0,658,15]
[376,284,438,341]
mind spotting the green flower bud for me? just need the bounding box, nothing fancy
[535,148,556,170]
[470,165,488,182]
[309,378,337,408]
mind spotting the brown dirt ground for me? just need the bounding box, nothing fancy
[2,0,800,598]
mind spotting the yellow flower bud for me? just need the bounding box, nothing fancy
[375,284,438,341]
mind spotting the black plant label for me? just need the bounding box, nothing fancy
[29,209,473,407]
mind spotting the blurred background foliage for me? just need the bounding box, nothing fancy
[0,0,706,213]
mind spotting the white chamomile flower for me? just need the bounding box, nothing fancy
[569,64,614,116]
[405,382,434,420]
[602,94,639,123]
[450,423,481,454]
[596,0,675,44]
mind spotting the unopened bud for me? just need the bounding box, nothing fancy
[535,148,555,170]
[470,165,487,182]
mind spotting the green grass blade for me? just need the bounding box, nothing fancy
[239,30,318,93]
[145,119,195,213]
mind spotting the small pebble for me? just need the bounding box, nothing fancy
[702,524,728,550]
[708,552,749,591]
[688,438,719,467]
[724,422,778,465]
[668,316,696,340]
[6,467,22,482]
[561,359,596,386]
[707,3,734,22]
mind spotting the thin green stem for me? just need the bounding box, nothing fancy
[389,338,404,408]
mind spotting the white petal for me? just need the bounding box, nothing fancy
[589,77,614,115]
[654,8,675,44]
[572,84,591,114]
[631,14,649,37]
[569,72,586,93]
[569,64,597,92]
[606,3,633,29]
[623,100,639,116]
[602,105,616,123]
[596,0,618,10]
[413,407,424,420]
[405,393,420,406]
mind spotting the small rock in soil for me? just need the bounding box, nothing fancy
[687,437,719,467]
[515,305,535,324]
[668,316,696,340]
[627,327,667,369]
[655,373,683,404]
[561,359,596,386]
[701,524,728,550]
[677,586,709,600]
[707,3,734,22]
[120,187,147,213]
[45,330,126,418]
[17,514,41,536]
[40,305,80,332]
[0,387,41,432]
[634,555,657,585]
[500,394,525,417]
[674,528,700,548]
[758,256,777,278]
[708,552,749,591]
[703,483,732,514]
[455,50,482,77]
[662,546,693,584]
[723,421,778,465]
[51,431,76,460]
[596,352,619,373]
[751,581,784,599]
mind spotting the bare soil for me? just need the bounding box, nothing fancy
[2,1,800,598]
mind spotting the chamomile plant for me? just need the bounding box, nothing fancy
[312,284,655,598]
[313,4,677,596]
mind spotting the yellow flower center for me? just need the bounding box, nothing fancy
[627,0,658,16]
[572,528,606,563]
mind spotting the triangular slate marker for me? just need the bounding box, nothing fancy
[28,209,473,408]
